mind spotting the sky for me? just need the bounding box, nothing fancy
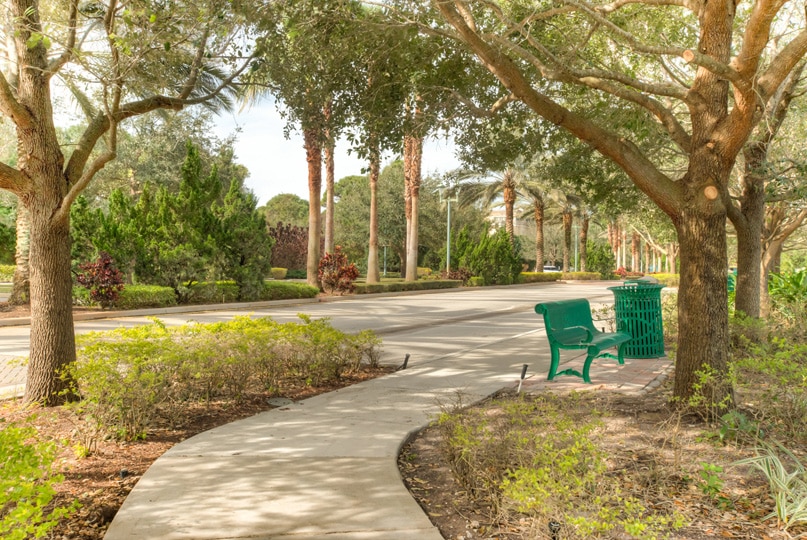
[212,102,462,206]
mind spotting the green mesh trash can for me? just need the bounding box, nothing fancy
[607,282,665,358]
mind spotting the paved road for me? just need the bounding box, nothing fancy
[1,282,619,398]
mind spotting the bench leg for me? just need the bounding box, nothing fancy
[617,342,627,365]
[582,350,597,384]
[547,347,561,380]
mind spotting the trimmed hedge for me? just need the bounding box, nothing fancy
[118,285,178,309]
[270,267,288,280]
[354,279,462,294]
[185,281,240,304]
[519,272,562,283]
[649,273,679,287]
[0,265,14,282]
[561,272,602,280]
[260,280,319,300]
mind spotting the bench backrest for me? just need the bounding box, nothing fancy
[535,299,598,342]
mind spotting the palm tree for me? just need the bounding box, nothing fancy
[457,158,527,244]
[518,182,548,271]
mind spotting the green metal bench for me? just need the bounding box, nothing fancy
[535,299,632,383]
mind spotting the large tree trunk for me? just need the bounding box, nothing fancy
[562,211,572,272]
[304,128,322,288]
[366,144,380,284]
[403,132,422,282]
[579,215,589,272]
[24,198,76,405]
[674,204,731,404]
[9,202,30,305]
[534,200,545,271]
[732,147,767,318]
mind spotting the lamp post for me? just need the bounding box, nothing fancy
[440,188,459,274]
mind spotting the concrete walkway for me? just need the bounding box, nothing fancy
[103,315,672,539]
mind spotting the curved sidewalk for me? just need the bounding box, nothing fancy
[104,329,672,539]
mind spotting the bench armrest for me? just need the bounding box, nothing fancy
[564,325,594,343]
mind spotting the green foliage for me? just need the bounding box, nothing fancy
[70,142,273,300]
[651,273,680,287]
[353,279,462,294]
[734,444,807,530]
[67,316,381,440]
[0,205,15,265]
[117,285,177,309]
[0,424,77,539]
[318,246,359,295]
[561,271,601,280]
[457,227,523,285]
[260,193,309,228]
[769,271,807,323]
[734,339,807,444]
[0,264,16,282]
[519,271,561,283]
[685,365,734,421]
[260,280,319,300]
[270,268,288,280]
[436,394,685,539]
[585,240,616,278]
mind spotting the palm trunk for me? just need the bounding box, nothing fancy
[631,231,640,272]
[562,212,572,272]
[366,142,381,284]
[323,129,335,255]
[303,127,322,288]
[504,186,515,243]
[579,216,589,272]
[534,200,545,271]
[403,132,422,282]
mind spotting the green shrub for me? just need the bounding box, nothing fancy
[436,394,685,538]
[285,269,307,279]
[0,264,15,282]
[467,276,484,287]
[585,240,616,278]
[519,271,562,283]
[0,424,77,539]
[354,280,461,294]
[561,272,601,280]
[270,267,288,280]
[68,316,381,440]
[117,285,177,309]
[184,281,240,304]
[459,227,522,285]
[417,267,432,277]
[651,273,680,287]
[260,280,319,300]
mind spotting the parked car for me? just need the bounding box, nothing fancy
[543,265,560,272]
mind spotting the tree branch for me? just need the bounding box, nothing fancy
[0,72,33,128]
[491,35,692,152]
[0,161,27,194]
[46,0,78,74]
[435,0,683,218]
[757,30,807,100]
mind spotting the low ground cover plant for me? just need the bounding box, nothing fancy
[65,316,380,441]
[0,424,77,539]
